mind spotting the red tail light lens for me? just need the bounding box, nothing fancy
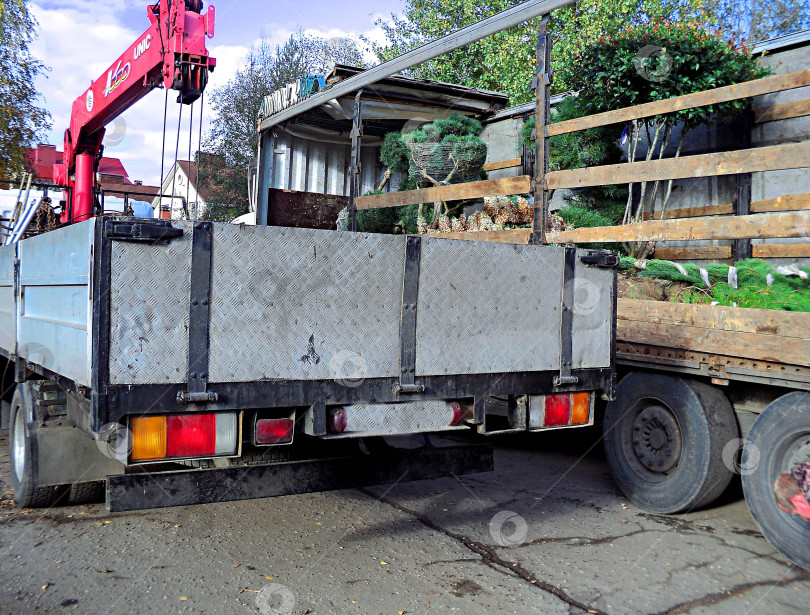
[327,408,347,434]
[448,402,463,426]
[256,418,294,444]
[543,394,572,427]
[166,414,216,457]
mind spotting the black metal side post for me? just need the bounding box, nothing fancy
[347,91,363,232]
[733,109,753,261]
[530,15,552,245]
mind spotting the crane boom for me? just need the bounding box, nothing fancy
[53,0,216,224]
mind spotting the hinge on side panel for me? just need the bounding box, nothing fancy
[106,221,183,244]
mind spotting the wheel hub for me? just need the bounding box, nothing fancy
[12,408,25,483]
[632,405,682,473]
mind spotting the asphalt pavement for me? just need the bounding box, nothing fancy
[1,427,809,615]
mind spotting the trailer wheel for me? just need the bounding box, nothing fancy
[741,392,810,570]
[8,384,60,508]
[603,372,738,513]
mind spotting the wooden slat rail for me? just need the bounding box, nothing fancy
[482,157,522,171]
[547,211,810,243]
[641,193,810,221]
[752,243,810,258]
[355,175,530,211]
[653,246,733,261]
[617,299,810,367]
[547,69,810,137]
[755,98,810,124]
[547,142,810,190]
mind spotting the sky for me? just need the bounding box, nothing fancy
[30,0,406,186]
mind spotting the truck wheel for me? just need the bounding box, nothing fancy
[603,372,738,513]
[741,392,810,570]
[8,385,60,508]
[68,481,106,505]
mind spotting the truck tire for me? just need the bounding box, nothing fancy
[741,392,810,570]
[603,372,738,513]
[68,481,106,505]
[8,384,60,508]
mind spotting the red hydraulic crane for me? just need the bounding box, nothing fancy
[53,0,216,224]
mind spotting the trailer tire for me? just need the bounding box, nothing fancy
[8,385,60,508]
[741,392,810,570]
[603,372,738,514]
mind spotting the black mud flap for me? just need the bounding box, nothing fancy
[106,444,493,512]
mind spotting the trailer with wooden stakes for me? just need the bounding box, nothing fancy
[353,42,810,569]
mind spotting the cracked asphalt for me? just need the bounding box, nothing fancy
[1,427,809,615]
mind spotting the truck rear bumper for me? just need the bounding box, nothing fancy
[106,443,493,512]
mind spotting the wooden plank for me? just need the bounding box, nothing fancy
[750,193,810,213]
[355,175,530,211]
[616,320,810,367]
[421,228,531,244]
[652,246,733,261]
[546,211,810,244]
[640,194,810,220]
[547,142,810,190]
[547,69,810,137]
[755,98,810,123]
[482,158,522,171]
[618,298,810,340]
[752,243,810,258]
[642,203,733,220]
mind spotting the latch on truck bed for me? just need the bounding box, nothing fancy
[106,220,184,244]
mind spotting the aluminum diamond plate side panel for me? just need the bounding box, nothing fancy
[208,225,405,382]
[571,255,613,370]
[415,238,564,376]
[108,222,192,385]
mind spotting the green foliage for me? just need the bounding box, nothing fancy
[370,1,708,104]
[0,0,51,180]
[561,22,770,129]
[556,205,621,251]
[398,203,435,235]
[380,132,410,173]
[399,113,487,188]
[196,152,250,222]
[357,190,397,233]
[619,257,810,311]
[523,96,625,218]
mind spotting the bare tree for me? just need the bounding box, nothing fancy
[206,30,364,169]
[704,0,810,43]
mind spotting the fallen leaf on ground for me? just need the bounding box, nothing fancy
[41,584,50,590]
[232,564,240,568]
[179,597,188,601]
[240,589,259,594]
[265,576,274,580]
[351,600,358,604]
[621,504,628,509]
[380,561,388,566]
[316,522,322,526]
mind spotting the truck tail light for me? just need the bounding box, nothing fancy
[448,402,463,426]
[537,392,592,428]
[327,408,347,434]
[256,418,294,444]
[130,412,238,462]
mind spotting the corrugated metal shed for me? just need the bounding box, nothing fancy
[255,65,508,226]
